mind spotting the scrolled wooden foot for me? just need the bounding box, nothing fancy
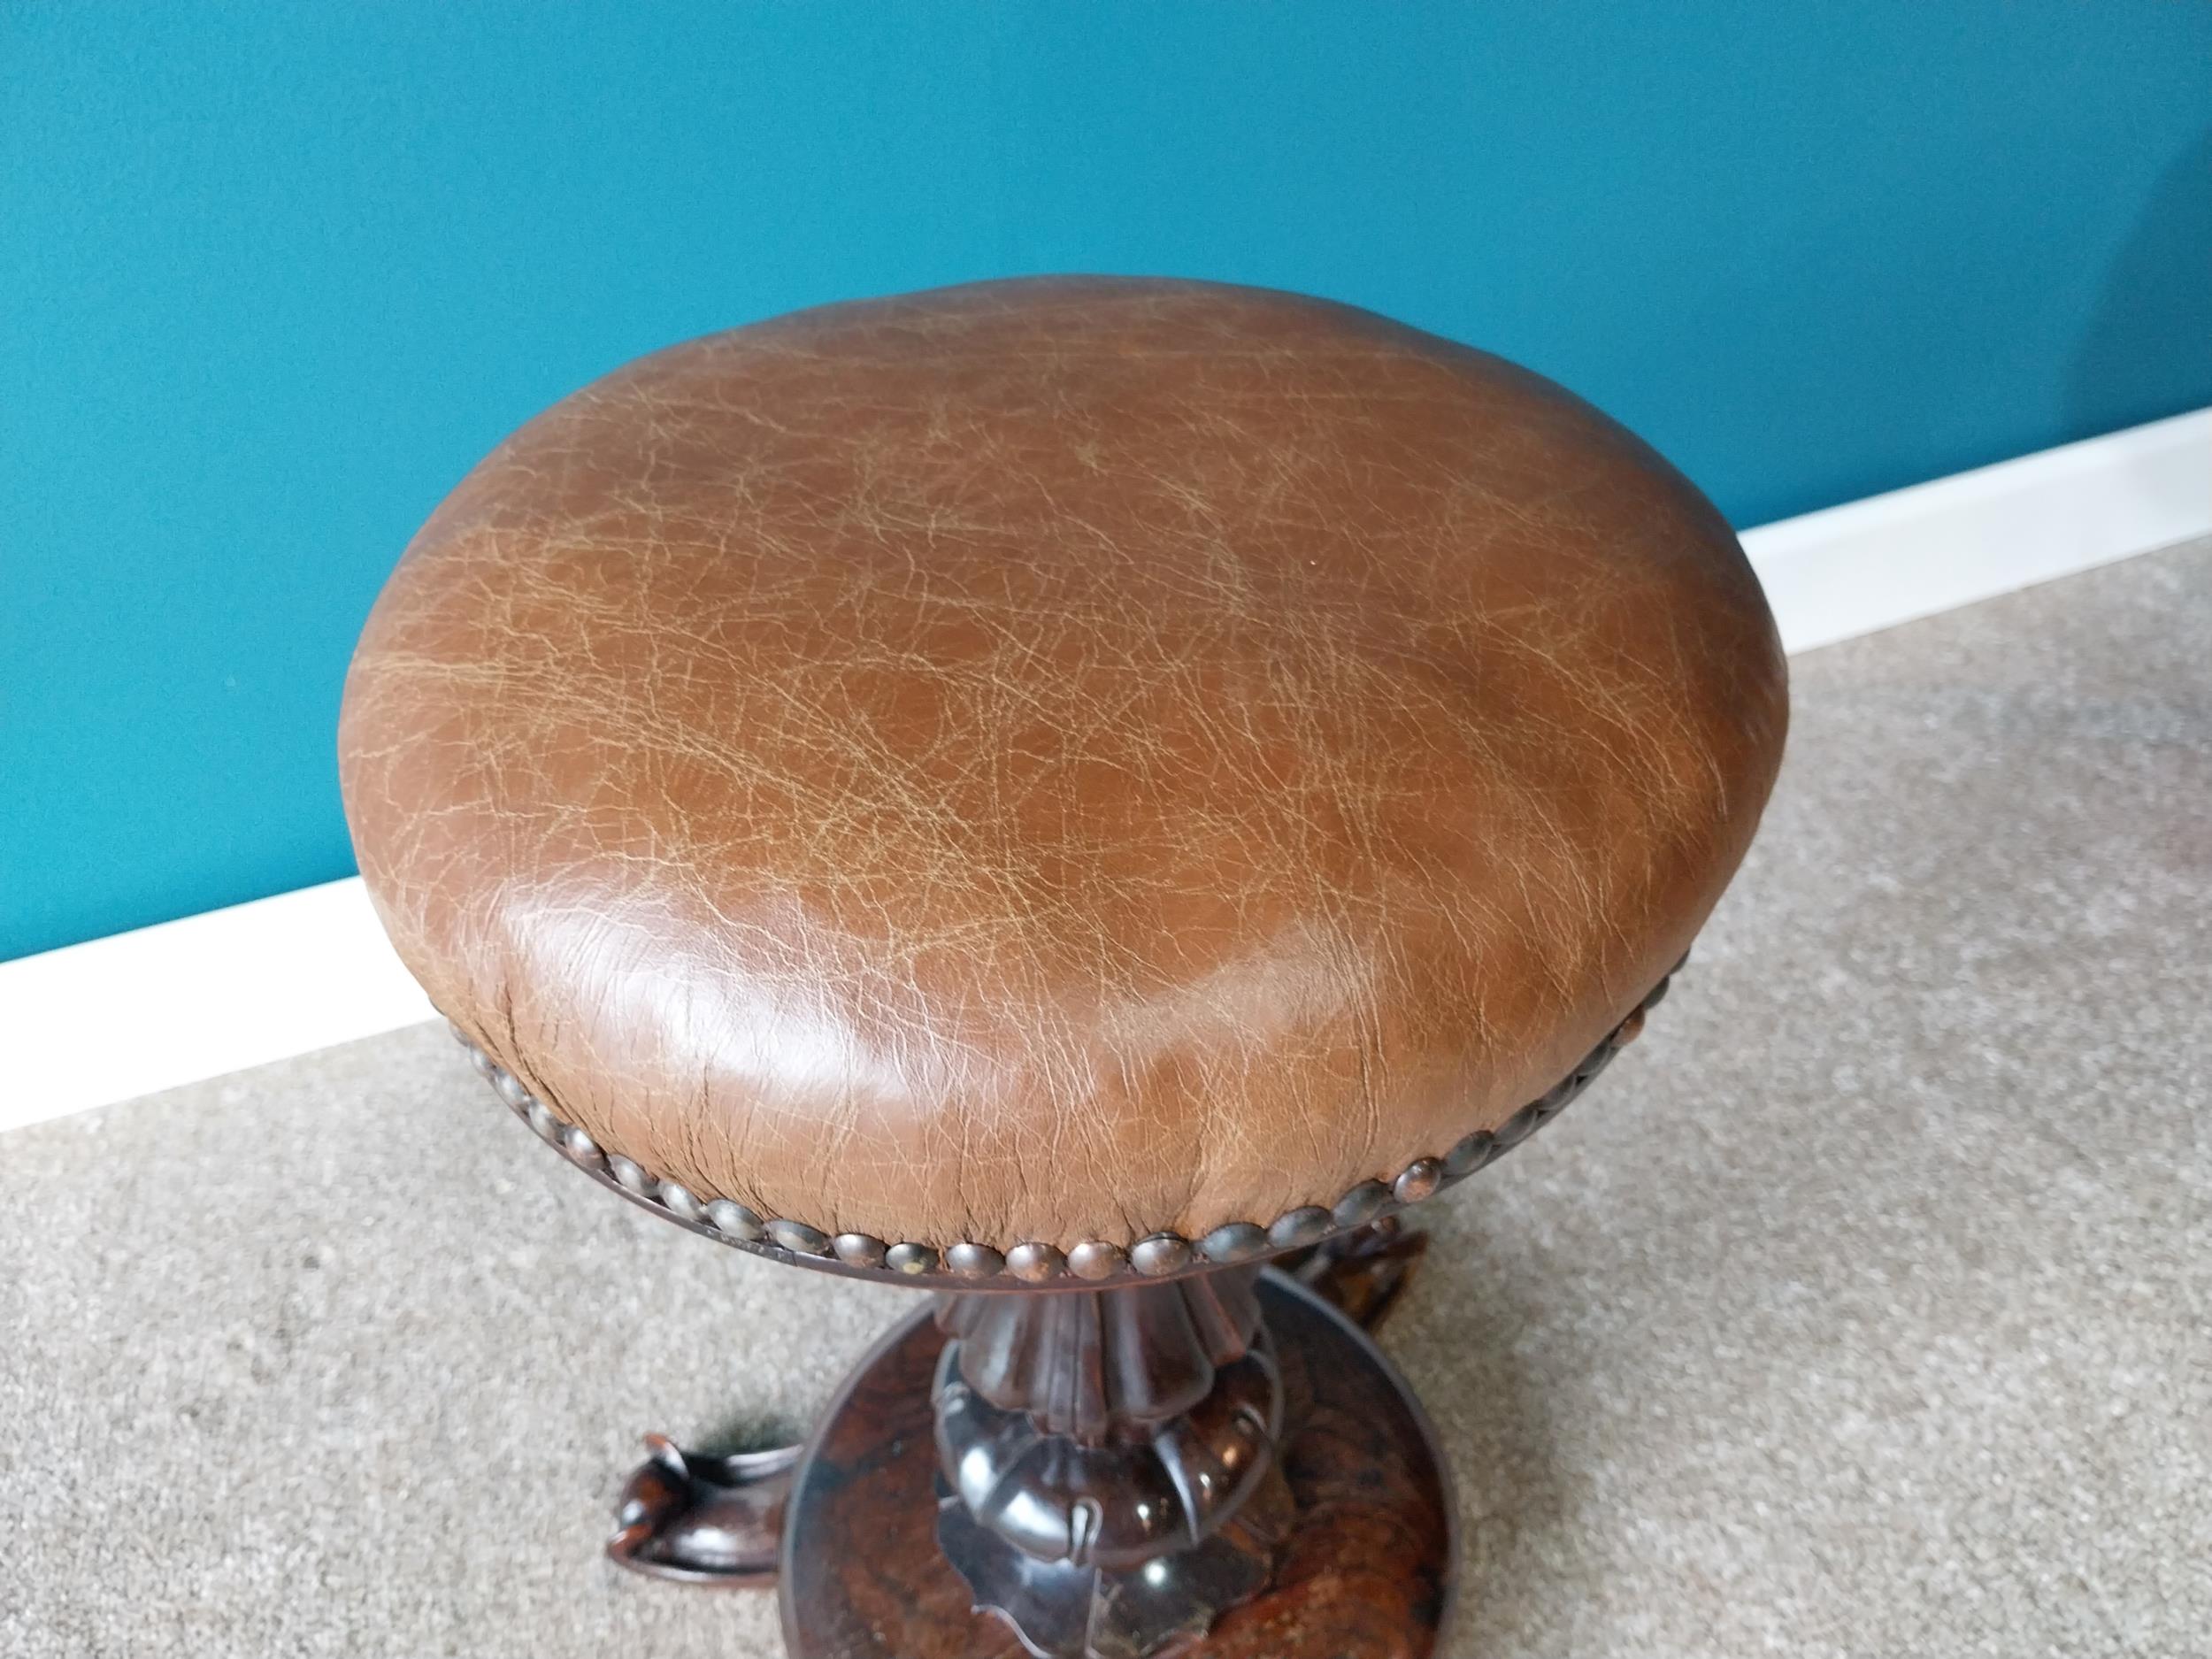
[1279,1215,1429,1331]
[606,1432,801,1587]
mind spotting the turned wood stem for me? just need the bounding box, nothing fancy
[937,1266,1265,1442]
[931,1267,1284,1573]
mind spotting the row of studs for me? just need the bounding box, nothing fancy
[456,971,1668,1284]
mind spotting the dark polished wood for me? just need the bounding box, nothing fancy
[931,1266,1288,1653]
[780,1270,1455,1659]
[605,1433,801,1586]
[1280,1212,1431,1332]
[937,1266,1266,1443]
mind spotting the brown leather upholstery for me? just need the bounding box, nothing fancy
[340,277,1786,1257]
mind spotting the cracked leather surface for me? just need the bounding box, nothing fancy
[337,277,1787,1252]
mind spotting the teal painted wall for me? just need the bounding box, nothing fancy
[4,4,2209,960]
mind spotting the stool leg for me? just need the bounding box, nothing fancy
[1279,1212,1430,1331]
[604,1432,801,1586]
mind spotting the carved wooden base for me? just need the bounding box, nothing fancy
[779,1271,1454,1658]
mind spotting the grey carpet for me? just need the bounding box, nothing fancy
[4,538,2208,1659]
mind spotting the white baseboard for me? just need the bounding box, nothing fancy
[0,879,435,1133]
[2,408,2205,1134]
[1742,406,2209,654]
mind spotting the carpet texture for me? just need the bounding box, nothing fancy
[4,538,2207,1658]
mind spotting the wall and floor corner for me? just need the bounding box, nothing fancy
[4,5,2209,1122]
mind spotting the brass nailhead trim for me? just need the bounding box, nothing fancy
[451,967,1675,1286]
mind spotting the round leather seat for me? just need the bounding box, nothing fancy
[340,276,1786,1278]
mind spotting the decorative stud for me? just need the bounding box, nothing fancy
[1200,1222,1270,1264]
[886,1242,939,1276]
[1393,1158,1444,1206]
[469,1047,497,1079]
[766,1218,831,1256]
[608,1156,654,1195]
[1005,1243,1067,1283]
[1443,1131,1494,1179]
[560,1126,604,1171]
[1333,1180,1393,1229]
[659,1182,703,1225]
[1267,1207,1333,1250]
[1069,1240,1127,1280]
[705,1199,764,1242]
[833,1233,888,1270]
[525,1101,562,1144]
[1130,1233,1193,1277]
[1493,1100,1543,1149]
[947,1242,1006,1279]
[493,1069,533,1110]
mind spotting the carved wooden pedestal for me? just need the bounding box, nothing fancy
[607,1221,1448,1658]
[926,1267,1287,1655]
[781,1268,1452,1659]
